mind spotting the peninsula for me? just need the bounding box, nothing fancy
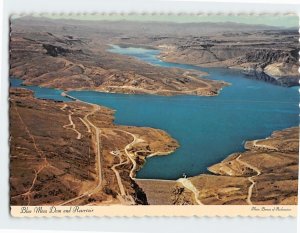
[9,16,299,206]
[10,88,178,205]
[10,18,227,97]
[10,88,298,205]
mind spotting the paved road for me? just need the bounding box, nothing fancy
[177,178,203,205]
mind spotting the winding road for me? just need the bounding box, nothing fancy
[59,96,140,205]
[62,112,82,140]
[112,129,141,179]
[111,156,128,196]
[110,155,135,205]
[59,94,104,205]
[236,154,261,205]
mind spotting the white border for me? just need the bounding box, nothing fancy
[1,0,299,232]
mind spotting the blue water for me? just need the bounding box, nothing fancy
[10,78,71,102]
[10,45,299,180]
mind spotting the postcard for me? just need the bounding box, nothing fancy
[9,13,299,217]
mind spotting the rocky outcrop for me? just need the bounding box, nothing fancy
[241,68,299,87]
[153,31,299,87]
[42,44,70,57]
[233,49,299,86]
[131,180,148,205]
[241,49,297,66]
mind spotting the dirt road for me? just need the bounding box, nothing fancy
[236,154,261,205]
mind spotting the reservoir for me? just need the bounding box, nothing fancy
[10,45,299,180]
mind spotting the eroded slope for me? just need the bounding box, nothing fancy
[10,88,178,206]
[9,28,226,96]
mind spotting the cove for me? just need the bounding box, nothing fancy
[10,45,299,180]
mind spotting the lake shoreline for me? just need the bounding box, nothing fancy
[10,79,299,182]
[113,43,299,88]
[9,85,298,185]
[10,42,299,179]
[136,126,299,205]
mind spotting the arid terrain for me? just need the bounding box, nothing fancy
[10,88,178,205]
[10,17,299,96]
[113,24,299,86]
[154,31,299,86]
[9,16,299,206]
[10,18,228,97]
[137,127,299,205]
[10,88,299,205]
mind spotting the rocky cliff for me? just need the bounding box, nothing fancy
[155,31,299,87]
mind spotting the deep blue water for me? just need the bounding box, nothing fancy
[10,45,299,180]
